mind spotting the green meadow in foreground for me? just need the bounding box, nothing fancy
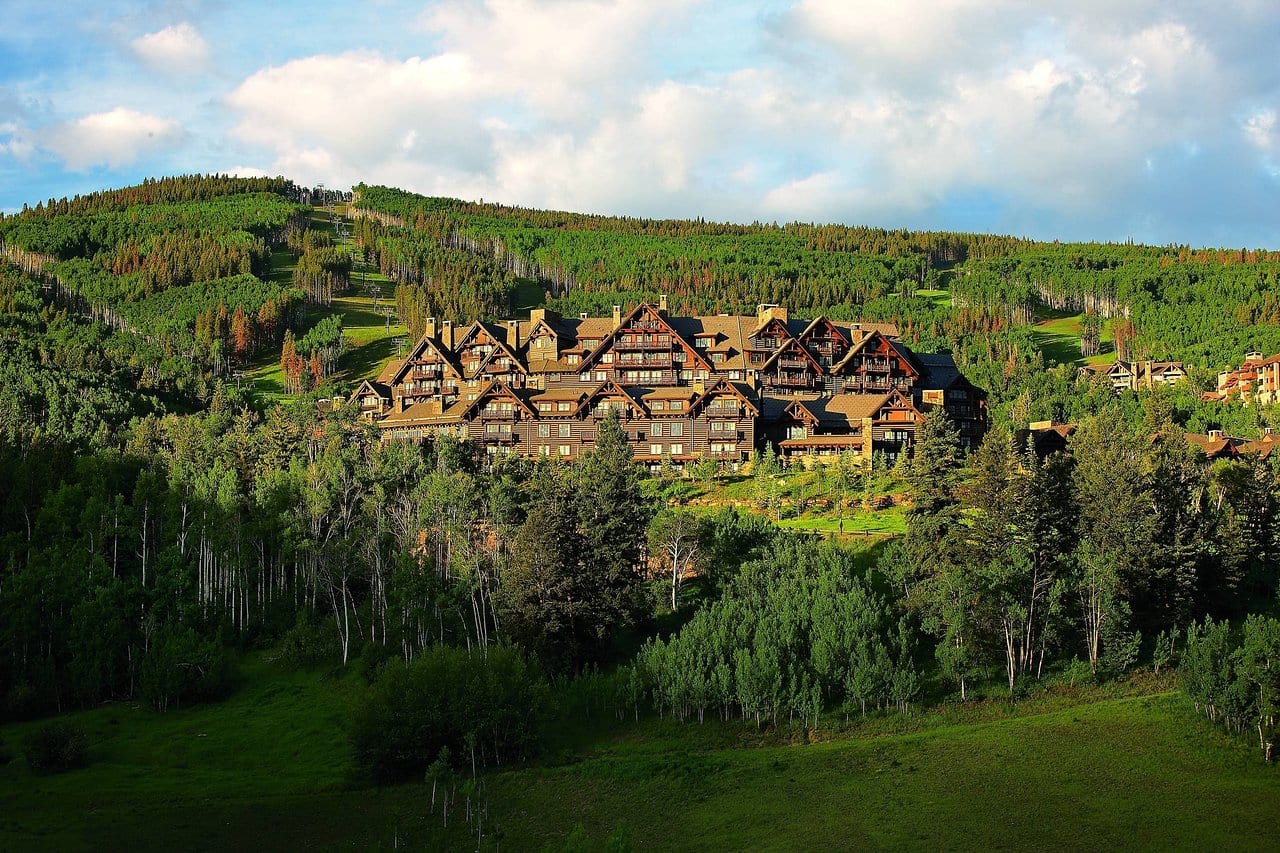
[1,656,1275,851]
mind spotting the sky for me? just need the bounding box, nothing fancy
[2,0,1279,247]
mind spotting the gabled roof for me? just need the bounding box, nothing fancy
[456,380,538,419]
[455,321,526,374]
[831,329,915,375]
[796,315,849,346]
[580,303,711,372]
[781,399,821,424]
[390,335,462,385]
[354,379,391,399]
[470,337,529,375]
[751,314,794,338]
[574,380,648,417]
[760,337,824,374]
[690,378,761,416]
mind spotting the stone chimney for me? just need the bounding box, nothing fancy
[423,317,436,341]
[441,319,454,349]
[507,319,521,350]
[613,304,622,330]
[756,303,787,325]
[1209,429,1224,440]
[659,294,669,315]
[579,312,588,320]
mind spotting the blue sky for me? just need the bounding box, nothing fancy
[3,0,1279,247]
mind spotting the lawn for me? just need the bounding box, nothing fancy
[1031,308,1117,367]
[487,692,1279,851]
[915,288,951,309]
[2,655,1276,851]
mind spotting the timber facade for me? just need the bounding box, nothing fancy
[353,300,987,467]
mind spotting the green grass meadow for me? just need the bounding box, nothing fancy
[2,654,1276,851]
[1031,308,1117,367]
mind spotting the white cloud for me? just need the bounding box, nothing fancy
[130,23,211,74]
[213,0,1280,243]
[418,0,691,119]
[46,108,185,171]
[0,121,35,161]
[1244,109,1277,150]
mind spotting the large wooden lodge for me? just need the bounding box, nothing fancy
[350,300,987,467]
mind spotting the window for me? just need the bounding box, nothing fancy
[650,444,663,456]
[596,371,607,381]
[558,423,572,438]
[711,420,735,433]
[651,401,666,411]
[670,401,684,411]
[696,338,710,348]
[652,423,663,436]
[538,423,550,438]
[602,353,614,364]
[557,401,573,412]
[486,423,506,434]
[670,444,684,456]
[669,422,684,437]
[711,352,724,363]
[538,402,551,413]
[540,445,551,456]
[566,356,579,365]
[559,445,572,457]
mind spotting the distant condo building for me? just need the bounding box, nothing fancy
[351,300,987,466]
[1080,360,1187,393]
[1203,352,1280,406]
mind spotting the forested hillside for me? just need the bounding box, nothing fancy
[0,176,312,378]
[353,184,1280,432]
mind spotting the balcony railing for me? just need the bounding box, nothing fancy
[615,336,671,350]
[769,375,816,387]
[617,355,673,367]
[778,358,810,370]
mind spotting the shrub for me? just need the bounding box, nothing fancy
[24,721,87,774]
[277,614,341,669]
[138,625,231,711]
[351,644,548,782]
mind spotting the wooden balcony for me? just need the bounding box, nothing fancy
[617,355,673,368]
[769,374,816,387]
[615,336,671,350]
